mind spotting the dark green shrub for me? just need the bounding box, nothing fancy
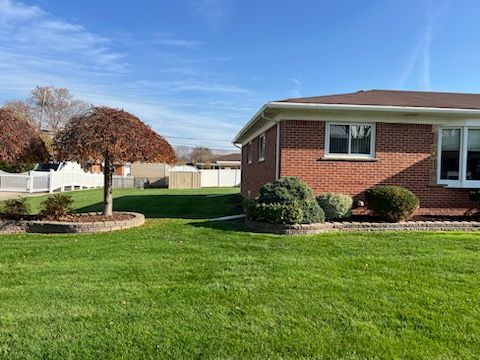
[317,193,353,220]
[244,199,303,225]
[247,177,325,224]
[364,185,419,222]
[469,189,480,201]
[40,194,74,219]
[1,197,30,218]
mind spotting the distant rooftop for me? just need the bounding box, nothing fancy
[278,90,480,110]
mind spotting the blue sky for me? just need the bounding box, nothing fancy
[0,0,478,150]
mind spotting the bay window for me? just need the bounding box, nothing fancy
[326,123,375,158]
[438,127,480,187]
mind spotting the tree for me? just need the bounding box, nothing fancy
[0,108,48,171]
[190,146,213,163]
[3,86,91,136]
[55,107,176,216]
[29,86,91,134]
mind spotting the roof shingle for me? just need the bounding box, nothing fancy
[278,90,480,110]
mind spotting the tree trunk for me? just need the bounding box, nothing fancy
[103,160,113,216]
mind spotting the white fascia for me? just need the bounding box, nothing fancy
[232,101,480,145]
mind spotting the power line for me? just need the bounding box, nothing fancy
[164,135,233,142]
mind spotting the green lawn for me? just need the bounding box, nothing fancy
[1,188,479,359]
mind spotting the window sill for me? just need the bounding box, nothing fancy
[318,156,378,162]
[258,158,265,163]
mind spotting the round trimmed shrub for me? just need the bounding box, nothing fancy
[244,199,303,225]
[1,197,30,219]
[40,194,74,220]
[364,185,419,222]
[317,193,353,220]
[247,177,325,224]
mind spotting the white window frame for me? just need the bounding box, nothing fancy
[258,133,266,162]
[247,141,253,164]
[437,126,480,188]
[325,122,376,159]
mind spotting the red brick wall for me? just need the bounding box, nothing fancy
[279,120,477,215]
[241,124,277,197]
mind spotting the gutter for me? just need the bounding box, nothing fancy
[233,101,480,144]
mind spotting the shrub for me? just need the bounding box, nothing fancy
[364,185,419,222]
[317,193,353,220]
[244,199,303,225]
[1,197,30,219]
[40,194,74,219]
[248,177,325,224]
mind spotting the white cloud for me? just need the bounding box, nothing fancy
[395,0,450,90]
[290,78,302,98]
[0,0,256,150]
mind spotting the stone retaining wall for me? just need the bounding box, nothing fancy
[0,212,145,234]
[246,219,480,235]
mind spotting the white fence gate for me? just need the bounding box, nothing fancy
[0,170,133,193]
[200,169,241,187]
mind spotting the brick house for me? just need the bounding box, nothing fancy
[233,90,480,215]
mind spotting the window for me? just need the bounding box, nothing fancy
[247,142,253,164]
[326,123,375,158]
[258,133,266,161]
[438,127,480,187]
[439,128,460,180]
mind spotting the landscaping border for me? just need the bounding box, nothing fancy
[245,218,480,235]
[0,212,145,234]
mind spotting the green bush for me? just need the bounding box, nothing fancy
[244,199,303,225]
[247,177,325,224]
[40,194,74,220]
[1,197,30,218]
[364,185,419,222]
[317,193,353,220]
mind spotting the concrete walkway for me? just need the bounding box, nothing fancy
[0,192,47,201]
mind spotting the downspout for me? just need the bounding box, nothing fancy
[260,112,281,180]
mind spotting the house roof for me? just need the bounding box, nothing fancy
[278,90,480,110]
[210,153,241,162]
[233,89,480,145]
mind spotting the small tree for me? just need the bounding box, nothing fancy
[0,108,48,171]
[55,107,176,216]
[190,146,213,163]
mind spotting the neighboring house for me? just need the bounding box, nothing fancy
[233,90,480,215]
[194,153,241,169]
[85,161,131,176]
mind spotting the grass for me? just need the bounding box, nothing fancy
[0,188,479,359]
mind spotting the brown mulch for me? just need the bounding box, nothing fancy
[42,213,135,223]
[0,213,135,222]
[349,214,480,223]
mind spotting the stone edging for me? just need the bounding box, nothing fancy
[245,218,480,235]
[0,212,145,234]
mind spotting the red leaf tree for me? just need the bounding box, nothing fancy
[55,107,176,216]
[0,108,48,170]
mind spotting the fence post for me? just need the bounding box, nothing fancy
[48,169,54,193]
[28,171,34,193]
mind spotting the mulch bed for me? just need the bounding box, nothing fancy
[0,213,135,223]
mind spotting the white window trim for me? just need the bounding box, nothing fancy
[324,122,376,159]
[437,126,480,188]
[247,141,253,164]
[258,133,266,162]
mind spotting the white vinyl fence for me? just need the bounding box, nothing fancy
[0,170,133,193]
[200,169,241,188]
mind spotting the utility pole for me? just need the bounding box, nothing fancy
[38,87,48,132]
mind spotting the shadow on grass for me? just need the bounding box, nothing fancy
[76,193,243,219]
